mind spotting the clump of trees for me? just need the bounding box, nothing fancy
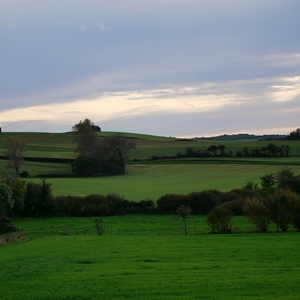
[286,128,300,140]
[71,119,136,176]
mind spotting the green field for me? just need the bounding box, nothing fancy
[1,216,300,300]
[2,132,300,299]
[27,164,300,201]
[1,132,300,200]
[1,131,300,160]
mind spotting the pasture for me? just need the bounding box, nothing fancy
[1,132,300,299]
[1,215,300,299]
[1,131,300,160]
[28,164,300,201]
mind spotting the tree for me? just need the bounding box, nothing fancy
[260,173,276,190]
[267,189,296,232]
[243,180,259,191]
[217,145,226,156]
[276,168,295,190]
[23,179,54,217]
[266,143,279,156]
[243,197,270,232]
[0,182,13,217]
[286,128,300,140]
[1,176,26,216]
[103,135,136,174]
[3,137,26,175]
[176,205,192,235]
[72,118,98,157]
[71,155,98,176]
[207,145,218,156]
[206,207,232,234]
[72,120,136,176]
[281,145,291,156]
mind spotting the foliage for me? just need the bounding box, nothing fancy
[72,118,98,157]
[242,180,259,191]
[71,155,98,176]
[3,136,26,175]
[0,182,13,216]
[94,217,105,235]
[1,176,26,216]
[72,120,136,175]
[0,216,18,234]
[267,189,297,232]
[23,179,54,217]
[243,197,270,232]
[260,173,276,189]
[286,128,300,140]
[176,205,192,235]
[206,207,233,233]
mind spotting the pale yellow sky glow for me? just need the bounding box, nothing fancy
[0,88,243,127]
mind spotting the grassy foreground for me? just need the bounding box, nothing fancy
[1,215,299,299]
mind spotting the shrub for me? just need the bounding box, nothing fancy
[94,218,105,235]
[206,207,233,234]
[0,182,13,217]
[267,189,296,232]
[156,194,187,214]
[23,180,54,217]
[19,171,30,178]
[81,194,113,216]
[186,190,220,214]
[71,155,98,176]
[291,195,300,231]
[0,217,18,234]
[243,197,270,232]
[221,198,246,215]
[176,205,192,235]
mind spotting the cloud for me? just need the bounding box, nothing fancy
[1,73,299,134]
[98,23,113,32]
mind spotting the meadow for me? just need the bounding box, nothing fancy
[1,132,300,299]
[1,131,300,200]
[1,215,300,300]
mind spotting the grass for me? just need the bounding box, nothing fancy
[1,131,300,160]
[1,215,300,299]
[27,164,300,200]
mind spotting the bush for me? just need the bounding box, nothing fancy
[221,198,246,215]
[186,190,220,214]
[0,182,13,217]
[94,218,105,235]
[206,207,233,234]
[267,189,297,232]
[81,194,113,217]
[156,194,187,214]
[243,197,270,232]
[23,180,54,217]
[0,217,18,234]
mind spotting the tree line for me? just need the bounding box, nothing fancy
[1,168,300,234]
[147,142,292,161]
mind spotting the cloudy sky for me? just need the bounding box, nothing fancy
[1,0,300,137]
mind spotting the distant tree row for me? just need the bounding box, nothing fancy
[148,142,292,161]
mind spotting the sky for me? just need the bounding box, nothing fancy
[1,0,300,137]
